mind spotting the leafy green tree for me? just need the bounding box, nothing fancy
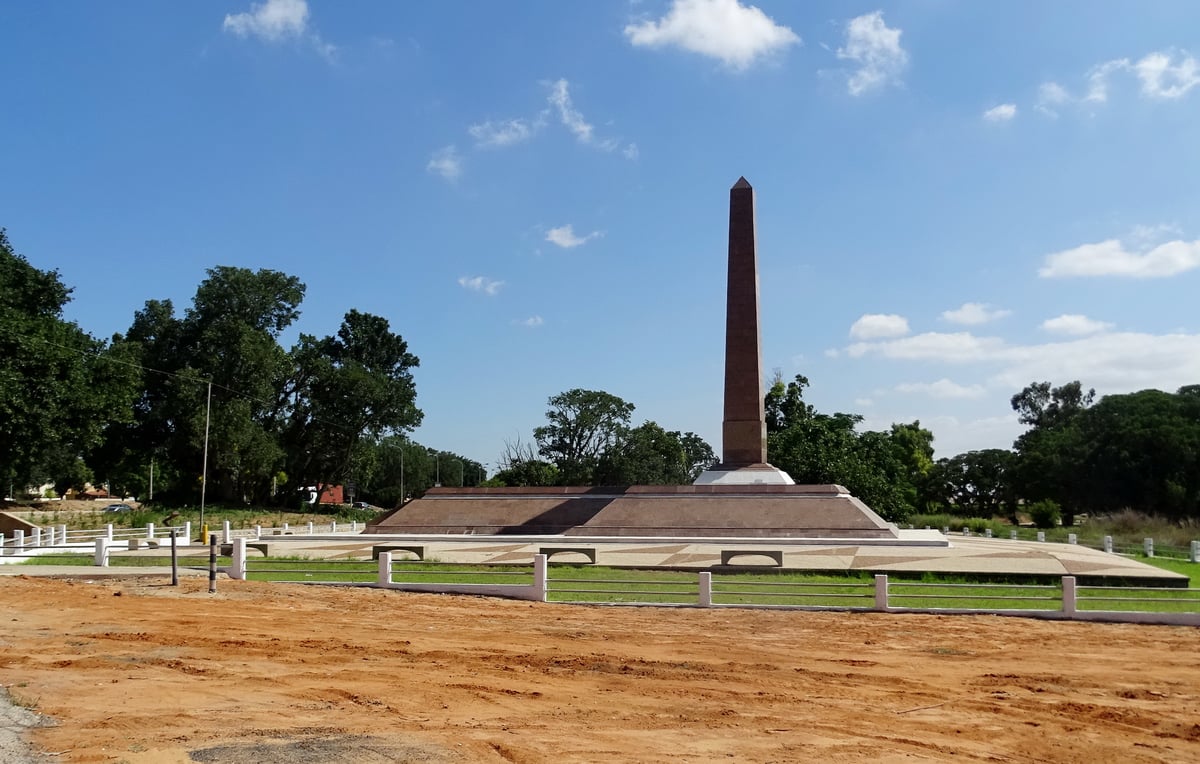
[928,449,1016,519]
[595,421,693,485]
[281,310,423,504]
[534,389,635,484]
[0,230,139,490]
[1010,380,1095,525]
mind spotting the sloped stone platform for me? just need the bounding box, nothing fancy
[366,484,900,539]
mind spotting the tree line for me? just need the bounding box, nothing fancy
[2,229,479,507]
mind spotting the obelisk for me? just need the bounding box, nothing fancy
[695,177,794,485]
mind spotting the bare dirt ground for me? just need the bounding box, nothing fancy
[1,575,1198,763]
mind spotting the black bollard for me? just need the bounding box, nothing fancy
[208,533,217,593]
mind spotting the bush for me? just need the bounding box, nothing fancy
[1029,500,1061,529]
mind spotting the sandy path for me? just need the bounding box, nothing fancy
[0,575,1197,763]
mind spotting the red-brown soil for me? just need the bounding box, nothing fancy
[1,575,1197,763]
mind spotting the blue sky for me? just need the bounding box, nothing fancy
[4,1,1200,471]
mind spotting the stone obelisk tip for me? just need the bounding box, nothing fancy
[732,176,752,190]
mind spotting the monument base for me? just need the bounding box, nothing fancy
[694,463,794,486]
[366,484,899,539]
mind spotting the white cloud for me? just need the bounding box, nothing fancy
[847,331,1003,361]
[223,0,307,39]
[1033,50,1199,115]
[1039,237,1200,278]
[1134,51,1200,99]
[849,313,909,340]
[982,103,1017,122]
[547,79,596,144]
[458,276,504,296]
[1084,58,1129,103]
[468,119,539,148]
[854,397,874,407]
[623,143,640,160]
[844,330,1200,397]
[895,379,987,399]
[836,11,907,96]
[941,302,1010,326]
[222,0,333,58]
[426,146,463,182]
[1040,314,1114,336]
[623,0,800,70]
[516,315,544,328]
[545,224,602,249]
[1035,81,1070,117]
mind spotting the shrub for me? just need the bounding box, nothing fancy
[1029,500,1061,529]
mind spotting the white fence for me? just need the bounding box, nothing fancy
[223,540,1200,626]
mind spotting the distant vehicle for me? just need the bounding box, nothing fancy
[102,503,134,513]
[352,501,372,509]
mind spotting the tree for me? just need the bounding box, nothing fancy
[534,389,634,485]
[928,449,1016,519]
[765,372,813,433]
[281,310,423,504]
[0,229,138,490]
[594,421,699,485]
[1010,380,1095,525]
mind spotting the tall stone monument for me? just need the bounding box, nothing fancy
[695,177,794,485]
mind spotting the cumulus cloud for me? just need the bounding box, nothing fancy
[982,103,1017,122]
[458,276,504,296]
[222,0,334,57]
[545,224,602,249]
[1040,314,1114,336]
[895,379,987,399]
[836,11,907,95]
[941,303,1010,326]
[849,313,910,340]
[426,146,463,182]
[623,0,800,70]
[1039,237,1200,278]
[468,119,540,148]
[516,315,544,328]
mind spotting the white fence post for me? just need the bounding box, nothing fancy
[1037,531,1045,542]
[352,520,358,532]
[282,522,289,534]
[533,553,548,602]
[230,538,247,580]
[1191,540,1199,563]
[962,528,970,537]
[58,524,67,544]
[147,522,155,540]
[223,520,231,544]
[106,523,114,540]
[31,528,41,547]
[183,522,191,543]
[874,574,889,611]
[1068,533,1077,545]
[698,571,712,607]
[14,530,24,553]
[1010,530,1018,540]
[255,525,262,539]
[942,526,949,535]
[306,521,314,535]
[984,528,992,538]
[1144,537,1154,558]
[46,526,55,546]
[1104,535,1113,554]
[93,538,109,567]
[1061,576,1077,616]
[0,532,6,556]
[377,551,393,585]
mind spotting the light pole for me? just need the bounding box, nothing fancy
[199,380,212,534]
